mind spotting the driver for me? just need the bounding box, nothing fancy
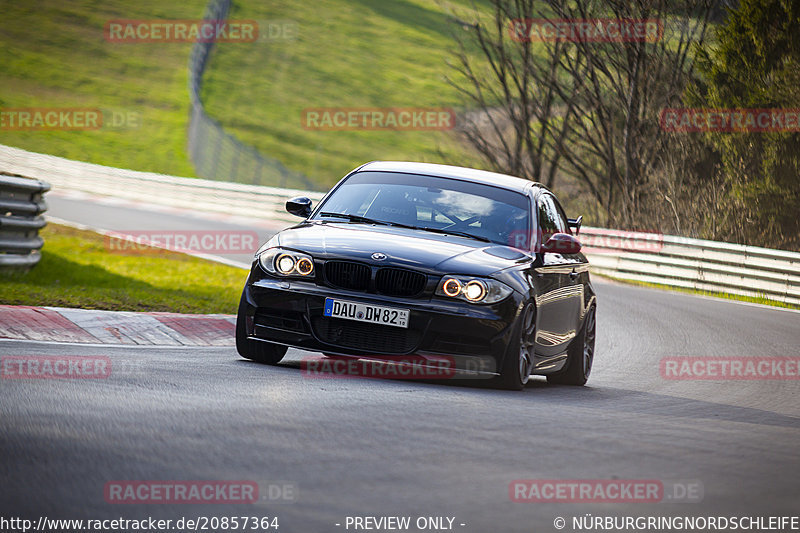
[483,204,528,247]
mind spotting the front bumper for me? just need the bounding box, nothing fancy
[241,275,523,376]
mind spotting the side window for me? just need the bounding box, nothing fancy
[537,194,560,243]
[551,197,569,234]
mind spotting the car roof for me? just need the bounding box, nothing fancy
[356,161,540,194]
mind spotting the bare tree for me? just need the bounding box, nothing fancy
[446,0,582,188]
[448,0,716,228]
[552,0,715,227]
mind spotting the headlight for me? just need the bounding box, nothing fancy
[464,280,487,302]
[258,247,315,277]
[442,278,462,297]
[295,257,314,275]
[435,275,512,304]
[276,254,296,274]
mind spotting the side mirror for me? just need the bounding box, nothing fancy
[541,233,582,255]
[567,215,583,235]
[286,197,312,218]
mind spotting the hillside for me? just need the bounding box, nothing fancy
[0,0,492,187]
[0,0,206,176]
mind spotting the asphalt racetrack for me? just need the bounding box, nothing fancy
[0,193,798,532]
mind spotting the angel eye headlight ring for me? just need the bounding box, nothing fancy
[276,254,296,275]
[436,275,512,304]
[442,278,462,297]
[295,257,314,276]
[464,280,488,302]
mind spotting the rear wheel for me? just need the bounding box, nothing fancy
[494,303,535,391]
[235,292,287,365]
[547,305,595,386]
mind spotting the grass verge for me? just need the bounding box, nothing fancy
[0,224,247,314]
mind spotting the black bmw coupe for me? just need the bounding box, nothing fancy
[236,162,596,390]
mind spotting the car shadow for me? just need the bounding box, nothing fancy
[243,355,800,431]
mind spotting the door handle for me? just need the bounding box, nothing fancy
[569,270,578,281]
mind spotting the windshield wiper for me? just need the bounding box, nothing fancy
[319,213,491,243]
[412,226,492,243]
[319,212,404,227]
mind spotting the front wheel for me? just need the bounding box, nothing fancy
[547,305,595,386]
[235,291,287,365]
[494,303,536,391]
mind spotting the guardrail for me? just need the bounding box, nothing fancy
[0,172,50,270]
[581,228,800,307]
[0,144,324,225]
[1,144,797,306]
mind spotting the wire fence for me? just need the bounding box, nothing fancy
[187,0,318,190]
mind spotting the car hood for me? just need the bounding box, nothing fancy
[276,222,529,276]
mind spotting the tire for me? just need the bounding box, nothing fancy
[493,302,536,391]
[235,291,288,365]
[547,305,595,386]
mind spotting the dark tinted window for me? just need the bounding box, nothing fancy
[314,171,531,247]
[551,197,569,234]
[537,194,563,243]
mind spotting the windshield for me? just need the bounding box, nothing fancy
[312,171,531,247]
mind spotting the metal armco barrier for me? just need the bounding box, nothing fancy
[581,228,800,307]
[0,172,50,270]
[1,144,797,306]
[0,144,324,225]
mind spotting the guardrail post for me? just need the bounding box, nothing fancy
[0,172,50,271]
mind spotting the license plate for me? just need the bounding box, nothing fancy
[323,298,409,328]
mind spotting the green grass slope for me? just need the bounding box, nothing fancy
[201,0,490,187]
[0,0,207,176]
[0,0,491,186]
